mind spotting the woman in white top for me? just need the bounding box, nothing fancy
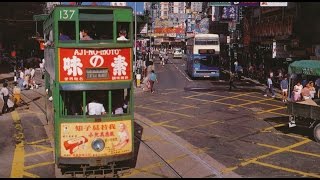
[293,81,303,101]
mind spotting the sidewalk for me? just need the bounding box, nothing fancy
[222,69,283,98]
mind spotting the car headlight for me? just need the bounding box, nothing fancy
[91,138,105,152]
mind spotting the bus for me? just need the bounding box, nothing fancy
[186,34,220,79]
[42,5,134,175]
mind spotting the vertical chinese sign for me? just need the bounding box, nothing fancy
[61,120,132,157]
[59,48,132,82]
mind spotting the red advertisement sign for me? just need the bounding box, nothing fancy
[59,48,132,82]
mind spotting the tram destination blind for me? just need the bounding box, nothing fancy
[86,68,109,79]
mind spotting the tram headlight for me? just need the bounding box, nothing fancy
[91,138,105,152]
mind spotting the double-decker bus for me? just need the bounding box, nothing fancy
[42,5,134,174]
[186,34,220,79]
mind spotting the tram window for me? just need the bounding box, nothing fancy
[111,88,130,116]
[117,22,130,41]
[58,21,75,42]
[85,90,109,116]
[60,91,83,116]
[79,21,113,40]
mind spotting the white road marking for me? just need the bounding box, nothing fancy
[169,58,193,82]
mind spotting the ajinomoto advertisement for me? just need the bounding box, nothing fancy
[59,48,132,82]
[60,120,132,157]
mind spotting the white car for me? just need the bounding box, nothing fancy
[173,48,183,58]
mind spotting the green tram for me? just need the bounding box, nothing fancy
[42,5,134,173]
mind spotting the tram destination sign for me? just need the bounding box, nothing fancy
[86,68,109,79]
[59,48,132,82]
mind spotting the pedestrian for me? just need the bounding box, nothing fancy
[149,70,158,93]
[315,77,320,98]
[280,76,288,102]
[234,60,238,73]
[264,76,275,98]
[229,72,237,91]
[292,81,303,101]
[12,82,21,107]
[0,82,10,115]
[39,58,45,79]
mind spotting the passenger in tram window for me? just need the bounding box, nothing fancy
[80,29,93,40]
[59,30,71,41]
[112,100,124,115]
[117,29,128,41]
[85,96,106,115]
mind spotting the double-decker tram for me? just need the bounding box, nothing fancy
[42,5,134,175]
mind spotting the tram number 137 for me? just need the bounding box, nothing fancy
[59,9,76,20]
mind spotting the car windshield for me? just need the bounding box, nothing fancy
[174,49,182,53]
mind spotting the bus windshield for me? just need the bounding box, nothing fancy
[193,55,219,67]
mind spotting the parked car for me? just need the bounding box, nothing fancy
[173,48,183,58]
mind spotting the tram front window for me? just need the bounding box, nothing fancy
[61,91,83,116]
[60,89,130,116]
[111,88,130,116]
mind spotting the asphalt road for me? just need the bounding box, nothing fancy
[134,53,320,178]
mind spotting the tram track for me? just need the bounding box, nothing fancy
[133,131,183,178]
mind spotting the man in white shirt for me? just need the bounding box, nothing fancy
[117,30,128,41]
[1,82,10,115]
[264,77,275,98]
[85,100,106,115]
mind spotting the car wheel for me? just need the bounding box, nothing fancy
[313,122,320,143]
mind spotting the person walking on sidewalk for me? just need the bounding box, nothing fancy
[229,72,237,91]
[0,82,10,115]
[264,76,275,98]
[149,70,158,93]
[280,76,288,102]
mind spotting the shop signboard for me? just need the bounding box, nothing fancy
[208,2,231,6]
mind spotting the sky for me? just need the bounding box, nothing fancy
[61,2,145,13]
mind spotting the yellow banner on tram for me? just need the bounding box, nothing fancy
[60,120,132,157]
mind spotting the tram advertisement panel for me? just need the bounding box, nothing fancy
[60,120,132,157]
[59,48,132,82]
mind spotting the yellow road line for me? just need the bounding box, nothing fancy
[25,138,51,145]
[10,111,24,178]
[271,132,309,140]
[222,139,311,174]
[161,124,180,130]
[230,98,283,108]
[25,149,53,158]
[257,106,286,114]
[151,119,179,126]
[260,124,286,132]
[122,146,208,178]
[252,161,320,178]
[174,120,221,133]
[31,144,53,151]
[257,143,320,158]
[24,161,55,171]
[262,111,288,116]
[213,92,256,102]
[148,106,199,117]
[23,171,40,178]
[137,106,194,118]
[162,90,184,95]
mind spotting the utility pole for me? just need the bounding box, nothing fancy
[134,2,141,87]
